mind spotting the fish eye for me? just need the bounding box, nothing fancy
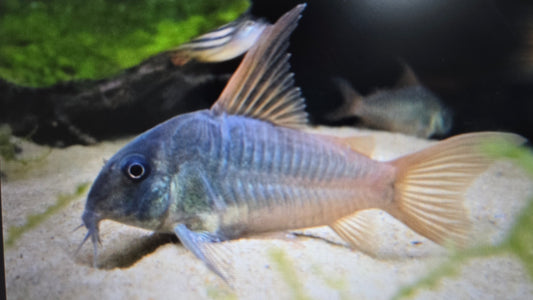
[128,162,145,179]
[121,155,150,182]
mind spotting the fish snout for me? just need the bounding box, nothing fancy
[82,206,95,224]
[77,209,102,267]
[82,209,101,244]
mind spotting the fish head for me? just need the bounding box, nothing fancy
[80,129,173,257]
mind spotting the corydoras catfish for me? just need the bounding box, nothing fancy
[170,15,268,66]
[78,4,524,282]
[327,70,452,138]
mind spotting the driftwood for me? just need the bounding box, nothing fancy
[0,51,238,146]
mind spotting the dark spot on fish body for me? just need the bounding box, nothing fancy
[173,163,217,216]
[137,186,171,225]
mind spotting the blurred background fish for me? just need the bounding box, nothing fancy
[326,66,452,138]
[170,15,268,66]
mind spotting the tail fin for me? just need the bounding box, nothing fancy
[387,132,525,248]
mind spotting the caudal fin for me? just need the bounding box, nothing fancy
[387,132,525,248]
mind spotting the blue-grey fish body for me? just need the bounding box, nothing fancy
[329,77,452,138]
[137,110,391,237]
[79,5,524,282]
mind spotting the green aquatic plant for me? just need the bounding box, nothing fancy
[0,131,53,180]
[206,286,237,300]
[0,0,250,87]
[312,265,349,300]
[487,142,533,278]
[393,246,508,299]
[268,248,311,300]
[393,141,533,299]
[506,196,533,278]
[5,182,90,248]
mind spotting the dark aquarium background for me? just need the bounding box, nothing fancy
[1,0,533,145]
[3,2,533,299]
[251,0,533,140]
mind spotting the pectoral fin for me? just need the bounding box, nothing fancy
[174,224,233,282]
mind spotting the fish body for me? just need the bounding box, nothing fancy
[112,110,394,238]
[79,4,524,281]
[329,77,452,138]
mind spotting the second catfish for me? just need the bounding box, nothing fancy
[328,68,452,138]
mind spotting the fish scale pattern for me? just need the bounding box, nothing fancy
[184,113,391,233]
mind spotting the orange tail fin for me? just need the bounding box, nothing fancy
[387,132,525,247]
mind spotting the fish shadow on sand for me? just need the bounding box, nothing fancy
[75,228,443,270]
[75,233,178,269]
[100,233,179,269]
[289,229,445,260]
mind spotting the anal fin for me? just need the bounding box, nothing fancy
[174,224,233,283]
[329,210,379,255]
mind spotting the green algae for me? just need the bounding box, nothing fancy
[0,0,250,87]
[5,182,90,248]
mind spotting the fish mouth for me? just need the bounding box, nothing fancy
[76,209,101,267]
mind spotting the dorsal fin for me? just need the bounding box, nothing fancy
[324,77,364,121]
[334,77,364,112]
[395,62,420,88]
[211,4,308,128]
